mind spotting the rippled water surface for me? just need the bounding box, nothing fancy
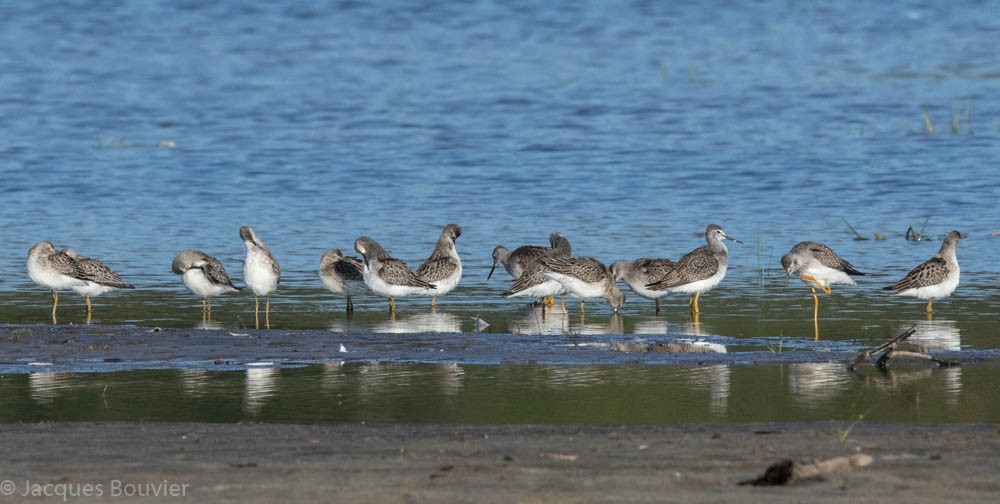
[1,1,999,422]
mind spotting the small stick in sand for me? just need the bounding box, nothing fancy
[739,454,874,486]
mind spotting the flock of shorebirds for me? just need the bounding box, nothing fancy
[25,223,962,331]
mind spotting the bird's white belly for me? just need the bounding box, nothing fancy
[898,267,960,300]
[184,270,234,298]
[545,272,604,299]
[667,265,727,295]
[27,260,84,291]
[244,255,278,296]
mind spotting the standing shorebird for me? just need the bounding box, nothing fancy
[884,231,961,316]
[537,256,625,314]
[416,224,463,308]
[27,242,134,324]
[319,248,366,313]
[354,236,436,314]
[62,248,134,324]
[645,224,740,315]
[172,249,241,321]
[611,258,677,314]
[240,226,280,329]
[488,232,572,280]
[781,242,864,338]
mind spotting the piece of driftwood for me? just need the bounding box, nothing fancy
[849,326,960,370]
[875,349,960,370]
[852,326,916,366]
[739,454,874,486]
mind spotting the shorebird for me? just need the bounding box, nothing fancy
[416,224,463,308]
[781,242,864,336]
[319,248,366,313]
[27,242,134,324]
[240,226,280,329]
[884,231,961,316]
[488,232,572,280]
[645,224,740,315]
[537,256,625,314]
[172,249,241,321]
[610,258,677,314]
[354,236,436,313]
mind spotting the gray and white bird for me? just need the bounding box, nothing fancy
[781,242,864,332]
[488,232,572,280]
[416,224,463,307]
[354,236,435,313]
[610,258,677,314]
[537,256,625,314]
[172,249,241,321]
[884,231,961,315]
[27,242,133,324]
[645,224,740,315]
[240,226,280,329]
[319,248,366,313]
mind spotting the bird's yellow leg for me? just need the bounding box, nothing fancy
[579,299,585,315]
[51,290,59,324]
[691,292,701,315]
[85,295,92,325]
[265,296,271,329]
[926,301,933,321]
[389,297,396,313]
[254,296,260,330]
[207,297,213,321]
[560,296,566,308]
[431,296,437,310]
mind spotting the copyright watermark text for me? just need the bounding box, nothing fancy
[1,479,189,500]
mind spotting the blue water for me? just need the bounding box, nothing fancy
[1,1,999,339]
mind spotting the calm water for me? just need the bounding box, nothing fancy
[1,1,999,422]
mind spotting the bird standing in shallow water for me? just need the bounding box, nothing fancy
[319,248,366,313]
[645,224,740,316]
[240,226,280,329]
[26,242,133,324]
[537,255,625,314]
[355,236,435,314]
[416,224,463,308]
[781,242,863,339]
[611,258,677,315]
[172,249,241,321]
[884,231,961,319]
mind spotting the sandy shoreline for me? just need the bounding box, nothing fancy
[2,422,998,503]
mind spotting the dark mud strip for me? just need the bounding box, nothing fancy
[2,324,995,373]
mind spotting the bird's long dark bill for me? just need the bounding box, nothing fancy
[487,263,497,280]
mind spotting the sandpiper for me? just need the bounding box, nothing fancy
[354,236,436,313]
[416,224,463,307]
[488,232,571,280]
[319,248,366,313]
[610,258,677,314]
[537,256,625,314]
[884,231,961,315]
[27,242,134,324]
[240,226,280,329]
[646,224,740,315]
[781,242,864,335]
[172,249,241,321]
